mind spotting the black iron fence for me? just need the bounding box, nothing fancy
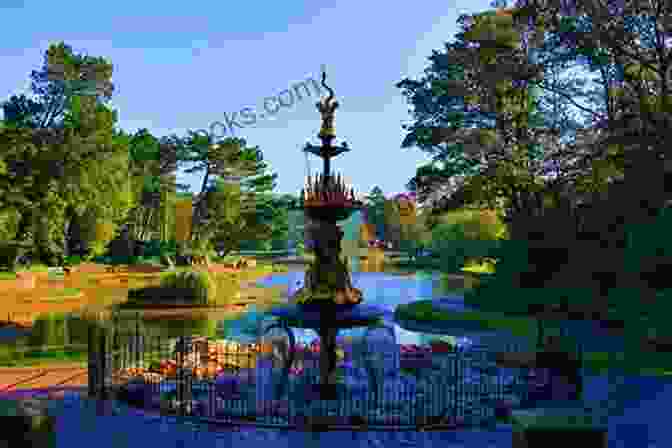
[84,316,560,431]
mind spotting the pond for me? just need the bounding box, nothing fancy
[238,269,490,347]
[0,258,533,367]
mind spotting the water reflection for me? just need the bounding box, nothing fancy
[0,261,497,364]
[252,268,481,348]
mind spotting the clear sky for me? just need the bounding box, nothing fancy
[1,0,494,199]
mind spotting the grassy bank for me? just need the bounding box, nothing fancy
[395,299,538,338]
[387,254,496,273]
[395,299,672,377]
[120,262,285,309]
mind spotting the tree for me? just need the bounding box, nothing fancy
[209,180,272,258]
[235,192,294,252]
[503,0,672,308]
[267,194,293,250]
[362,186,387,241]
[124,129,189,242]
[397,5,624,232]
[0,42,134,265]
[395,4,636,330]
[429,207,507,268]
[512,0,672,227]
[165,133,279,263]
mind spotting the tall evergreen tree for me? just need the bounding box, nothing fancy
[0,42,134,265]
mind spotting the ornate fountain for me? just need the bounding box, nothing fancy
[264,71,394,401]
[292,70,364,307]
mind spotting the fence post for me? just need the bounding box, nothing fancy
[175,336,193,416]
[135,312,140,368]
[88,322,98,399]
[98,328,107,401]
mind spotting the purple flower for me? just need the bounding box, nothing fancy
[215,373,242,399]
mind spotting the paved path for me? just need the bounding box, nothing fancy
[0,363,87,392]
[38,394,518,448]
[2,366,672,446]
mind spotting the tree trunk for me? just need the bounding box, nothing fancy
[15,208,33,244]
[63,215,71,259]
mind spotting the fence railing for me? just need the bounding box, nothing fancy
[87,320,544,431]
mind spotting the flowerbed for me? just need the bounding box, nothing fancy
[115,338,474,385]
[112,337,531,427]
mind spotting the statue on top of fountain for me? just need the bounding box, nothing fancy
[292,219,363,305]
[316,71,338,140]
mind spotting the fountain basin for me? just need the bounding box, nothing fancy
[269,303,386,329]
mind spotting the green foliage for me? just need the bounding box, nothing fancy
[156,270,216,306]
[239,239,271,251]
[0,243,22,271]
[142,239,163,258]
[363,186,387,239]
[63,255,82,266]
[620,206,672,293]
[0,209,20,242]
[428,208,505,270]
[86,241,108,262]
[0,42,136,266]
[27,264,49,272]
[295,238,305,256]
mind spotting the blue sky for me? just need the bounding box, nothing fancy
[1,0,495,199]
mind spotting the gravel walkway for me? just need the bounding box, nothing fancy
[3,372,672,447]
[0,390,515,448]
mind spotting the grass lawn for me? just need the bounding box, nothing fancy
[396,300,672,377]
[395,299,538,338]
[388,256,496,276]
[460,263,496,274]
[25,264,50,272]
[0,264,50,278]
[32,288,83,302]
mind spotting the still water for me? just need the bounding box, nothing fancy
[234,270,480,348]
[0,264,531,365]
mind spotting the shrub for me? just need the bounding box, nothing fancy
[86,241,108,261]
[63,255,83,266]
[157,270,216,305]
[28,264,50,272]
[622,207,672,290]
[271,264,289,273]
[0,243,21,271]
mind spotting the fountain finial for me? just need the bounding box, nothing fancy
[316,70,339,141]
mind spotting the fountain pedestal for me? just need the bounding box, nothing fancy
[265,303,394,400]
